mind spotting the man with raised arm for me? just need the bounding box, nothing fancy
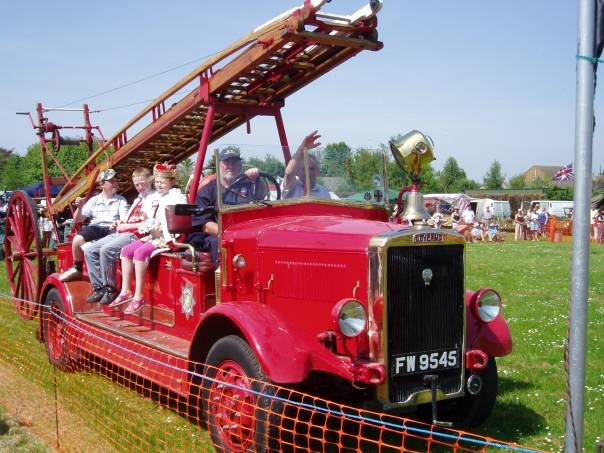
[282,130,331,199]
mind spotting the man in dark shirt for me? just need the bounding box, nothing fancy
[187,147,263,267]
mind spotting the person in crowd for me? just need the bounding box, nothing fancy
[528,206,540,241]
[487,221,503,242]
[594,207,604,243]
[0,196,7,218]
[538,207,548,239]
[282,130,331,199]
[461,206,476,241]
[110,164,186,314]
[451,207,462,232]
[59,169,128,282]
[38,206,56,249]
[431,206,444,229]
[84,168,155,305]
[514,209,525,240]
[482,204,493,229]
[470,222,484,242]
[186,148,265,269]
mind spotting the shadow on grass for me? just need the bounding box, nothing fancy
[466,377,546,443]
[498,376,533,396]
[475,400,546,443]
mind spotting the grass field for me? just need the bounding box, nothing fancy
[0,239,602,452]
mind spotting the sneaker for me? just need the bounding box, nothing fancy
[124,298,145,315]
[58,268,83,282]
[99,287,118,305]
[86,289,105,304]
[108,293,133,308]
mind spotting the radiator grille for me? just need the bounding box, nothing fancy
[386,244,464,403]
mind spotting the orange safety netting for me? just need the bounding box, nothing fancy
[0,293,544,453]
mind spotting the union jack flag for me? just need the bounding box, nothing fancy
[553,163,574,182]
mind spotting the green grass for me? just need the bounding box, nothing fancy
[0,241,603,451]
[464,241,604,451]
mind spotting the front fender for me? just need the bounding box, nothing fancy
[196,302,356,384]
[465,290,513,357]
[39,274,92,316]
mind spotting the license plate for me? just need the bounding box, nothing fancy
[391,349,460,376]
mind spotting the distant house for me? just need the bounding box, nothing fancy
[523,165,573,188]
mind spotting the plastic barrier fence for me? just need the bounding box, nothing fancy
[0,293,545,452]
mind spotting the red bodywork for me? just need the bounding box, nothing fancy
[40,200,512,405]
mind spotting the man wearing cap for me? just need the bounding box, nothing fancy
[59,169,128,282]
[83,167,156,304]
[187,147,263,267]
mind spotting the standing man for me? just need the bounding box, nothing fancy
[282,130,331,199]
[84,168,156,304]
[482,203,493,229]
[461,205,476,241]
[187,147,263,268]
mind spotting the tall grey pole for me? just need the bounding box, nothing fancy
[565,0,595,450]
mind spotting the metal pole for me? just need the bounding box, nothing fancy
[565,0,595,450]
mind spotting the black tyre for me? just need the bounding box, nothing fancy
[438,356,498,427]
[43,289,79,372]
[202,335,280,452]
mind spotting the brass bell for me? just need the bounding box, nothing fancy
[401,190,431,222]
[389,130,435,177]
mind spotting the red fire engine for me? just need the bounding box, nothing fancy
[3,1,512,451]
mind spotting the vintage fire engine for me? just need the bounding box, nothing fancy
[3,1,512,451]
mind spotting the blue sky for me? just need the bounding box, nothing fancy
[1,0,602,181]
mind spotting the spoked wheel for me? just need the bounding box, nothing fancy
[202,335,280,452]
[4,191,44,319]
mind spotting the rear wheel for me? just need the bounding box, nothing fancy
[202,335,279,452]
[4,191,44,319]
[43,288,79,371]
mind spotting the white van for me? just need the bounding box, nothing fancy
[471,198,512,221]
[531,200,573,217]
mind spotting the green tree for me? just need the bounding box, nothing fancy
[177,158,194,190]
[418,163,443,193]
[0,142,89,189]
[483,160,505,189]
[246,154,285,175]
[509,173,526,189]
[345,148,385,191]
[438,157,471,193]
[0,155,24,189]
[321,142,351,177]
[545,186,573,200]
[0,147,13,172]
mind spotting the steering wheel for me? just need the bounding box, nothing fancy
[225,172,281,204]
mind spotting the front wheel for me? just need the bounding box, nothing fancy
[202,335,279,452]
[439,356,498,427]
[43,289,79,372]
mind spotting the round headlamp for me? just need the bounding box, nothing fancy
[472,289,501,323]
[333,299,367,338]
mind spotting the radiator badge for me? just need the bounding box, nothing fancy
[422,268,433,286]
[412,232,444,243]
[180,284,196,320]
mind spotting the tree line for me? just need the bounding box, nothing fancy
[0,138,575,200]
